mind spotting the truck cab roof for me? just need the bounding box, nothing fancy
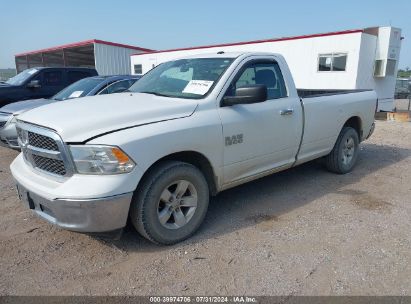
[180,51,282,59]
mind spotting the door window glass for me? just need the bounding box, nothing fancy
[68,71,91,84]
[43,71,63,86]
[99,79,137,95]
[227,61,287,99]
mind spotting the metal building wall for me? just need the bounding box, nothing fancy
[94,43,145,75]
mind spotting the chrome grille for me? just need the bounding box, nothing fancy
[32,155,67,176]
[16,122,73,178]
[28,131,59,151]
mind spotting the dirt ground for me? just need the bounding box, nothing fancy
[0,120,410,296]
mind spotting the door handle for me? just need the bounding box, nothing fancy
[280,109,294,116]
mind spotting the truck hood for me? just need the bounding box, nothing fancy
[1,98,57,115]
[18,93,198,142]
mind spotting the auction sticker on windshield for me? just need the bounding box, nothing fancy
[69,91,83,98]
[182,80,214,95]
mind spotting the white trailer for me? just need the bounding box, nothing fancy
[131,26,402,111]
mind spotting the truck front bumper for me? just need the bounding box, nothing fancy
[11,154,143,233]
[16,182,133,232]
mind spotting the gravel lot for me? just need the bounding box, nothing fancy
[0,120,410,296]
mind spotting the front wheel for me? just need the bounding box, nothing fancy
[130,161,209,245]
[325,127,359,174]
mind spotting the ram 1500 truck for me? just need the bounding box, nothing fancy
[10,52,376,245]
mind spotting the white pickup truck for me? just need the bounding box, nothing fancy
[11,52,376,245]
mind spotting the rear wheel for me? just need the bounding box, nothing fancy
[325,127,359,174]
[130,161,209,245]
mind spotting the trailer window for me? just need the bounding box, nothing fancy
[318,53,347,72]
[134,64,143,75]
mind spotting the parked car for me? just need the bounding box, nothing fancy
[0,75,139,149]
[11,52,376,245]
[0,67,98,107]
[394,78,411,99]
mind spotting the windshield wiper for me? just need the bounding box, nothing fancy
[140,91,171,97]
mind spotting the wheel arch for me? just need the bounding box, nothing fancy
[139,151,219,196]
[342,116,362,140]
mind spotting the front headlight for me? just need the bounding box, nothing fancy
[70,145,135,175]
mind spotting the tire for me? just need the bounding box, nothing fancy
[325,127,359,174]
[130,161,209,245]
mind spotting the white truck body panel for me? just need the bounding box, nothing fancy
[298,90,377,164]
[11,52,377,234]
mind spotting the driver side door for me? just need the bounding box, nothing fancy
[218,58,303,185]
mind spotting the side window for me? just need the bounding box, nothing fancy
[98,87,108,95]
[127,79,138,87]
[134,64,143,75]
[318,53,347,72]
[332,54,347,71]
[99,80,133,95]
[30,72,42,83]
[68,71,91,84]
[227,61,287,100]
[236,67,255,88]
[318,55,332,71]
[43,71,63,86]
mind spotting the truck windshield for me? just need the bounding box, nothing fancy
[5,68,39,86]
[128,58,234,99]
[52,77,103,101]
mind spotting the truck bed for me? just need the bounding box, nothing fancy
[298,89,373,98]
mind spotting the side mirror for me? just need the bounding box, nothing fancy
[222,84,267,107]
[27,80,41,89]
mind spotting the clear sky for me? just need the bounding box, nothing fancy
[1,0,410,69]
